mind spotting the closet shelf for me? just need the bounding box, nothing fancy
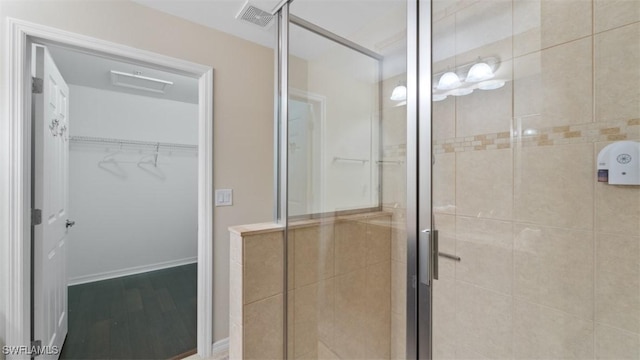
[69,135,198,150]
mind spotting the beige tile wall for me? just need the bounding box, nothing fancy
[292,213,393,360]
[430,0,640,359]
[229,224,285,360]
[389,218,407,360]
[229,212,393,360]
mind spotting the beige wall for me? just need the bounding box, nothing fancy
[431,0,640,358]
[0,0,275,345]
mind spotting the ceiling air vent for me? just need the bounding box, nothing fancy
[236,1,275,29]
[110,70,173,93]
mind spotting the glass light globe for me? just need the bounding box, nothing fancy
[437,72,461,90]
[466,62,494,82]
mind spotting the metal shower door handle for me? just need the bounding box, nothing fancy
[439,252,461,261]
[432,229,438,280]
[419,229,438,285]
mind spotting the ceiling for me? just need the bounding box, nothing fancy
[47,0,410,102]
[132,0,407,79]
[46,0,508,102]
[132,0,406,51]
[47,44,199,104]
[133,0,279,49]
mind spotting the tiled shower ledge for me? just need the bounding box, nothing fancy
[228,210,392,236]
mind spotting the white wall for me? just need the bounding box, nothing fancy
[289,49,380,215]
[67,85,198,284]
[69,85,198,144]
[0,1,275,347]
[310,60,379,212]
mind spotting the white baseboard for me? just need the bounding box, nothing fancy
[67,256,197,285]
[212,338,229,356]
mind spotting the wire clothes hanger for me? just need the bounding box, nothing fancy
[97,142,127,179]
[137,143,165,179]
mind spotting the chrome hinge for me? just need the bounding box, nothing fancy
[32,77,43,94]
[32,209,42,226]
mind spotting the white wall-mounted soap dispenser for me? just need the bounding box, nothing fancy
[597,141,640,185]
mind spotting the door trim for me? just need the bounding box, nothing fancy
[2,17,214,359]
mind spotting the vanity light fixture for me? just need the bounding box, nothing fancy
[431,56,504,101]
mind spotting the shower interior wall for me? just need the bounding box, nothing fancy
[428,0,640,359]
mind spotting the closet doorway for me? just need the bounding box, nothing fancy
[43,43,199,359]
[4,19,214,360]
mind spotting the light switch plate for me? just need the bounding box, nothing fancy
[215,189,233,206]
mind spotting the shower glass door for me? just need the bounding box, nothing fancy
[278,0,413,358]
[431,0,640,359]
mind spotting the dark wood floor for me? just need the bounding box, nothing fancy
[60,263,197,360]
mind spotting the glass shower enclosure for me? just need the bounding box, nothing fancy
[277,1,411,358]
[274,0,640,359]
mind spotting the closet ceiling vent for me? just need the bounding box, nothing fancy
[236,1,275,29]
[109,70,173,94]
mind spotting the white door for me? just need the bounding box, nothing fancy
[32,44,70,359]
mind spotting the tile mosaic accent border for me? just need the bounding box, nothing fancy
[432,118,640,154]
[382,143,407,158]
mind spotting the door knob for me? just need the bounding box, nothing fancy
[66,219,76,228]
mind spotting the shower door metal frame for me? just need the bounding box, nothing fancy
[275,5,290,359]
[407,0,434,358]
[289,15,384,61]
[406,0,420,356]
